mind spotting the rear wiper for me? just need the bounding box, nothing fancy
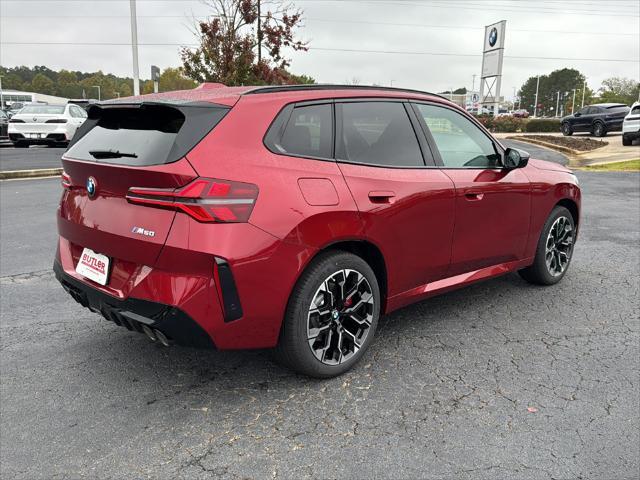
[89,149,138,159]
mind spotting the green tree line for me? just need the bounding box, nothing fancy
[518,69,639,117]
[0,65,198,101]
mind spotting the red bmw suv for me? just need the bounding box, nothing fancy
[54,84,580,377]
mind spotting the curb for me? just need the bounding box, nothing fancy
[504,136,585,156]
[0,168,63,180]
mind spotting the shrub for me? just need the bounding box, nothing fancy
[492,116,523,133]
[524,118,561,133]
[474,114,523,133]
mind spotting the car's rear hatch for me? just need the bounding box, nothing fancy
[58,100,230,269]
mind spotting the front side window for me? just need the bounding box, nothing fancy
[338,102,424,167]
[414,103,501,168]
[279,104,332,159]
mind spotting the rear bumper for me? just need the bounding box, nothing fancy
[54,260,216,348]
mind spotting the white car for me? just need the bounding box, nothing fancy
[8,104,87,148]
[622,102,640,146]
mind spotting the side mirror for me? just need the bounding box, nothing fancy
[574,112,581,117]
[503,148,530,169]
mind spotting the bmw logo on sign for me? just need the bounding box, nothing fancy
[86,177,97,198]
[488,27,498,47]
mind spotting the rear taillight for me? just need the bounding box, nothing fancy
[46,119,68,124]
[126,178,259,223]
[61,171,72,189]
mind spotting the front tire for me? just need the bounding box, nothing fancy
[622,134,632,146]
[274,251,380,378]
[519,206,575,286]
[593,121,607,137]
[561,122,573,136]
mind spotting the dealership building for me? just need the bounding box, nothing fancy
[1,89,69,108]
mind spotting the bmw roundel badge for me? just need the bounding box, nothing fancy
[488,27,498,47]
[86,176,97,198]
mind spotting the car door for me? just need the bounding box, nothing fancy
[68,105,87,138]
[335,100,456,297]
[572,106,591,131]
[412,102,531,276]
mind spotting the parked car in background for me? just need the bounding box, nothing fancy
[0,109,10,145]
[561,103,630,137]
[54,84,581,378]
[622,102,640,146]
[513,109,530,118]
[8,103,88,147]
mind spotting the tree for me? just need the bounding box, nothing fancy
[141,67,198,94]
[30,73,55,95]
[181,0,311,86]
[518,68,593,117]
[599,77,640,105]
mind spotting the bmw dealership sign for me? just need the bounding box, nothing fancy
[479,20,506,117]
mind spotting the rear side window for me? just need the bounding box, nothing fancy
[65,103,229,166]
[337,102,423,167]
[277,104,333,159]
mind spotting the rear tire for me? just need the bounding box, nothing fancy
[273,251,380,378]
[14,142,28,148]
[593,121,607,137]
[622,134,632,146]
[561,122,573,136]
[519,206,575,286]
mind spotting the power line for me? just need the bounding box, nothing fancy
[1,14,637,37]
[2,41,637,63]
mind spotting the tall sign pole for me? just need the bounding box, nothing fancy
[533,75,540,118]
[151,66,160,93]
[479,20,506,117]
[130,0,140,96]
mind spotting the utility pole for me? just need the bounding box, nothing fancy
[257,0,262,63]
[533,75,540,118]
[472,74,476,92]
[449,88,453,100]
[93,85,101,101]
[555,91,560,118]
[571,88,576,114]
[0,76,4,110]
[130,0,140,96]
[581,80,586,108]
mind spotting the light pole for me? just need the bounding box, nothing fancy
[130,0,140,96]
[571,88,576,114]
[472,74,476,92]
[555,91,560,118]
[0,75,4,110]
[92,85,101,101]
[533,75,540,118]
[581,80,586,108]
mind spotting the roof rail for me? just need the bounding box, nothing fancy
[243,84,449,101]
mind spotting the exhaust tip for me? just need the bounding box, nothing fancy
[142,325,157,342]
[154,329,170,347]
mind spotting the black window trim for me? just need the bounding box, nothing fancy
[334,98,433,170]
[263,100,336,163]
[410,101,507,170]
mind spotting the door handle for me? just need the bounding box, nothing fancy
[368,191,396,204]
[464,191,484,201]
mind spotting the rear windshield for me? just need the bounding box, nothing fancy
[65,103,229,166]
[21,105,66,114]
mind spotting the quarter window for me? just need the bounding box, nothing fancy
[338,102,424,167]
[279,104,333,159]
[414,104,501,168]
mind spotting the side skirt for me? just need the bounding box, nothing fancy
[386,257,534,313]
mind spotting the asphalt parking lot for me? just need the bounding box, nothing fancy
[1,172,639,478]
